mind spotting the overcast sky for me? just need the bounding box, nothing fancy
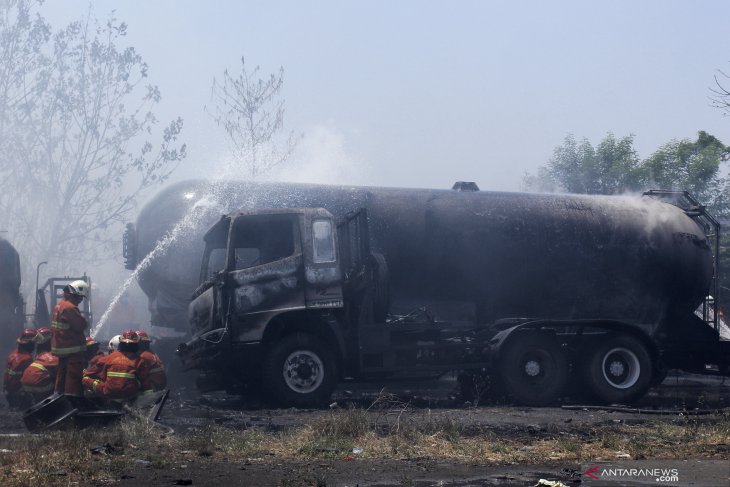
[44,0,730,192]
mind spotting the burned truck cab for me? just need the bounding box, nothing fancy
[180,208,346,400]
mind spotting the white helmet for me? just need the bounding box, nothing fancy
[66,280,89,298]
[108,335,121,353]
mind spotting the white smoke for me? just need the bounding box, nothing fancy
[269,124,371,185]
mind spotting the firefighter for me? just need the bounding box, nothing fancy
[88,330,143,402]
[21,327,59,403]
[82,337,107,398]
[3,329,37,409]
[85,337,104,367]
[137,331,167,392]
[51,280,89,397]
[84,334,121,397]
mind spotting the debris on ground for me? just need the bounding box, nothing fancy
[90,443,121,455]
[535,480,567,487]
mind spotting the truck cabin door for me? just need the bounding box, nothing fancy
[303,210,344,309]
[226,213,305,337]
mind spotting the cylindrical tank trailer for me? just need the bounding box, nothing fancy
[131,180,712,331]
[127,180,723,405]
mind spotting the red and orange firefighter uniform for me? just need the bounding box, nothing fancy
[137,331,167,392]
[85,337,104,368]
[51,280,89,397]
[87,330,143,402]
[3,329,37,408]
[82,336,110,398]
[82,336,107,398]
[21,328,59,402]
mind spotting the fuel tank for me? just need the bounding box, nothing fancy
[130,180,713,334]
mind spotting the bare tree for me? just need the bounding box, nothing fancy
[711,67,730,116]
[208,57,297,179]
[0,0,50,191]
[0,1,186,285]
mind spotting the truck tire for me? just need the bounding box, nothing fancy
[582,335,652,404]
[262,333,338,407]
[497,333,568,406]
[370,252,390,322]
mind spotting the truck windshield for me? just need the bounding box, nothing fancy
[232,215,295,270]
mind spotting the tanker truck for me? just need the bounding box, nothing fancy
[0,238,25,357]
[124,180,729,406]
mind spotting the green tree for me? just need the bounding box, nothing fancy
[640,131,730,215]
[523,133,641,195]
[525,131,729,213]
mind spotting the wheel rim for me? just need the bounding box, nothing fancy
[524,359,542,377]
[519,349,552,381]
[283,350,324,394]
[601,347,641,390]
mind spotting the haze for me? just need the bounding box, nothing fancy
[38,0,729,192]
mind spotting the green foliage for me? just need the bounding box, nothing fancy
[525,131,730,215]
[524,133,642,195]
[640,131,730,215]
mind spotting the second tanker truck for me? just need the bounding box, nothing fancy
[0,237,24,358]
[124,180,729,406]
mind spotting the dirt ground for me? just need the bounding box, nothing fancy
[1,372,729,486]
[127,372,729,487]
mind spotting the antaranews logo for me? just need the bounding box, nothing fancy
[582,464,680,484]
[583,466,600,480]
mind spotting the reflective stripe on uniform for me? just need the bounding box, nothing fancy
[5,369,23,376]
[51,345,86,355]
[29,363,48,373]
[150,367,164,374]
[51,320,69,330]
[107,371,136,379]
[141,389,154,395]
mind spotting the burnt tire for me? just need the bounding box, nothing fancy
[262,333,338,408]
[497,333,568,406]
[582,335,652,404]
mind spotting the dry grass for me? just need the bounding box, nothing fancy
[0,408,728,486]
[0,418,178,486]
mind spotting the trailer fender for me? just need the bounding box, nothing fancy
[488,322,560,365]
[491,319,657,359]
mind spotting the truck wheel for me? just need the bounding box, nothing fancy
[262,333,338,407]
[582,335,652,404]
[497,333,568,406]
